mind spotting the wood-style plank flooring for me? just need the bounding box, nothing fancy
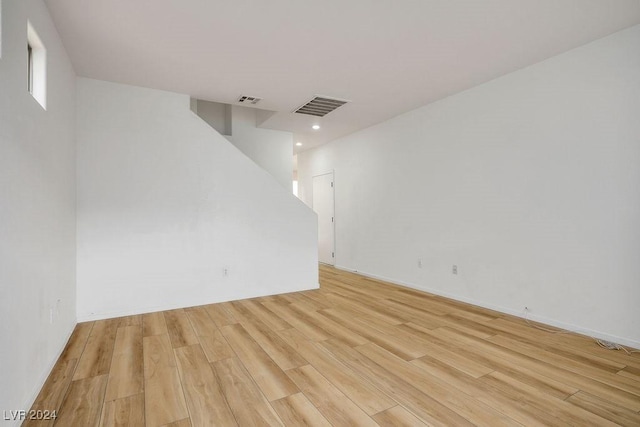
[26,265,640,426]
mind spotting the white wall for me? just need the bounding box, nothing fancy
[194,102,294,190]
[76,78,317,321]
[195,99,231,136]
[298,25,640,347]
[0,0,77,423]
[230,105,294,189]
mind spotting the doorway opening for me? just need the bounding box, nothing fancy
[312,172,335,265]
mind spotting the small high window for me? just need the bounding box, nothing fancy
[27,21,46,109]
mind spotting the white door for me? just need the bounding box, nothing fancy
[313,172,335,265]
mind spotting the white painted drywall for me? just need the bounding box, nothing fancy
[298,25,640,347]
[76,78,317,321]
[229,105,294,189]
[0,0,77,423]
[195,99,230,135]
[194,102,294,189]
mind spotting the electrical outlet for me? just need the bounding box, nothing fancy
[223,267,229,277]
[418,259,423,268]
[452,265,457,274]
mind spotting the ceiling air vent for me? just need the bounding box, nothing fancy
[293,96,348,117]
[237,95,262,104]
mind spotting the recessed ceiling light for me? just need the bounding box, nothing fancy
[312,124,320,130]
[296,142,303,146]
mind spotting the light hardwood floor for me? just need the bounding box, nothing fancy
[26,265,640,426]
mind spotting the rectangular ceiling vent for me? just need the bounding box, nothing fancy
[294,96,348,117]
[237,95,262,104]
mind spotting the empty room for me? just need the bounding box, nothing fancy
[1,0,640,426]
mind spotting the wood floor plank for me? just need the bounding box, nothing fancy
[184,307,234,363]
[30,265,640,427]
[480,371,618,426]
[105,325,144,401]
[174,344,237,426]
[23,358,77,427]
[430,294,503,320]
[161,419,191,427]
[112,315,142,328]
[386,293,452,316]
[223,300,253,324]
[286,365,379,427]
[299,290,333,310]
[321,277,391,307]
[319,339,475,426]
[220,323,298,401]
[271,393,332,427]
[391,301,495,339]
[323,292,404,325]
[184,306,220,336]
[278,328,396,415]
[617,365,640,382]
[212,357,284,426]
[59,321,94,362]
[396,323,493,378]
[73,319,118,380]
[292,292,330,311]
[483,317,627,373]
[372,405,430,427]
[410,355,567,427]
[356,342,517,426]
[617,369,640,382]
[55,375,108,427]
[274,292,300,305]
[405,322,578,399]
[262,301,330,341]
[234,309,308,370]
[289,305,369,347]
[143,334,189,426]
[99,393,145,427]
[196,330,237,364]
[393,288,500,322]
[488,333,640,397]
[442,312,505,337]
[490,317,640,370]
[321,308,428,360]
[264,294,294,305]
[143,312,167,337]
[329,282,470,331]
[204,302,238,328]
[567,390,640,427]
[433,327,640,411]
[242,299,292,330]
[164,310,199,348]
[377,298,451,328]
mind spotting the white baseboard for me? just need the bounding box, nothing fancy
[334,265,640,350]
[77,283,320,322]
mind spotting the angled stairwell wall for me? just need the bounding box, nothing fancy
[192,99,294,190]
[76,78,318,321]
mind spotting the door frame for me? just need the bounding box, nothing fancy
[312,171,335,265]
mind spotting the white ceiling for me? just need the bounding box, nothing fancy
[45,0,640,153]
